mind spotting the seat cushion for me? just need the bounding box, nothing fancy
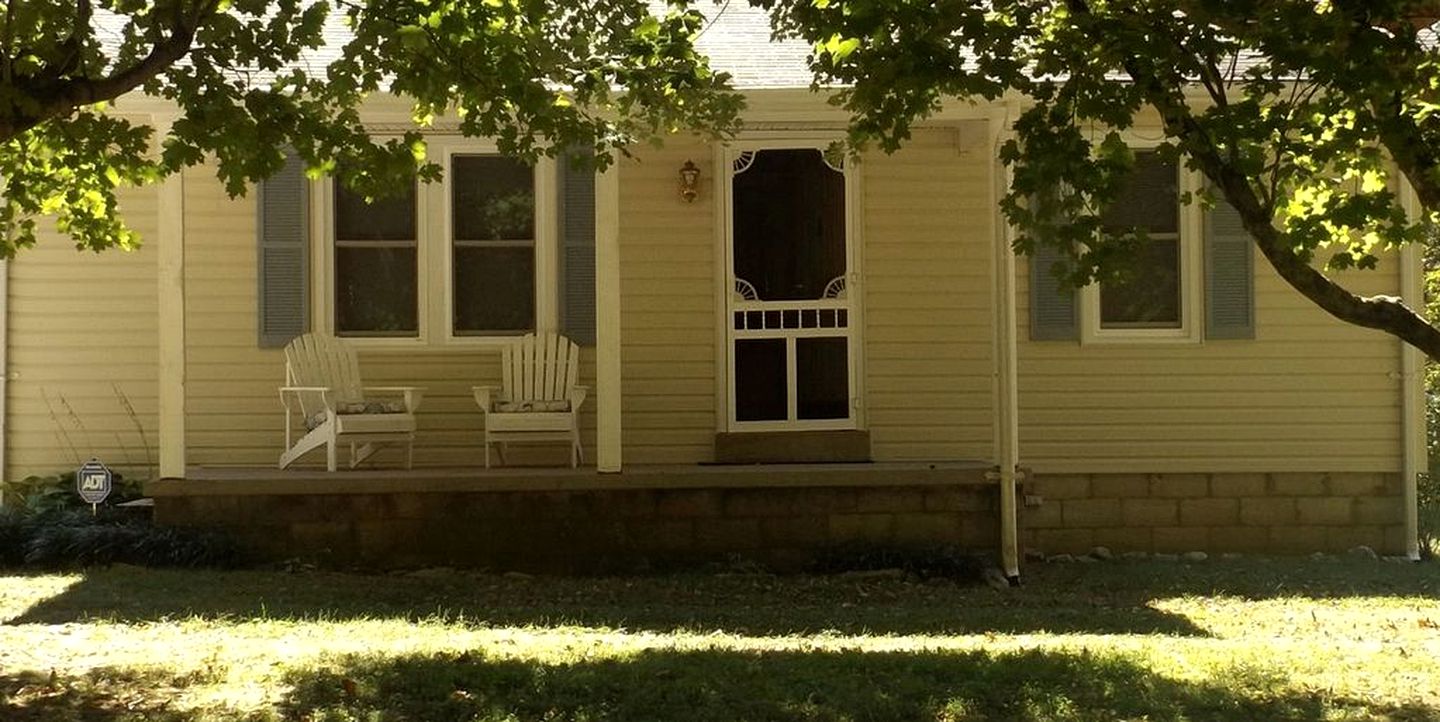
[493,400,570,413]
[305,400,408,430]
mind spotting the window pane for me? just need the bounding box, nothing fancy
[335,182,416,242]
[453,155,535,241]
[1100,238,1181,328]
[797,337,849,420]
[732,149,847,300]
[454,247,535,333]
[735,339,787,422]
[335,247,418,335]
[1101,152,1178,234]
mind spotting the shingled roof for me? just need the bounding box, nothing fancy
[95,2,818,91]
[689,2,815,89]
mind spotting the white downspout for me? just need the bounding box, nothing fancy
[1400,181,1425,561]
[990,102,1022,582]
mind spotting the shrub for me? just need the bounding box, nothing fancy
[1420,472,1439,560]
[0,508,244,570]
[0,507,35,567]
[3,471,144,515]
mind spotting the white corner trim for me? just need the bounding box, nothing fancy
[1399,180,1425,561]
[0,259,8,496]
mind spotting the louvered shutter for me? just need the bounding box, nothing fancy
[559,149,596,345]
[1029,243,1078,341]
[257,151,310,348]
[1204,196,1255,340]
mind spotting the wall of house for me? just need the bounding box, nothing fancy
[182,162,596,470]
[5,186,160,481]
[616,127,997,465]
[1015,253,1403,475]
[1015,214,1408,555]
[862,124,995,461]
[616,138,719,465]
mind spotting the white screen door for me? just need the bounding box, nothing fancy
[724,146,858,431]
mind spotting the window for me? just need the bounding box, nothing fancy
[1081,149,1203,343]
[333,180,419,336]
[317,140,556,345]
[451,155,536,335]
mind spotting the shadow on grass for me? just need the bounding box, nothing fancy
[5,566,1212,636]
[7,647,1434,722]
[6,558,1438,637]
[271,646,1439,722]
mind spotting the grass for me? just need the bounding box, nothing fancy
[1,558,1439,721]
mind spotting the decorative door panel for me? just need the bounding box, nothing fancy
[724,146,858,430]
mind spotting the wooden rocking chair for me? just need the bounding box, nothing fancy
[473,332,588,468]
[279,333,424,471]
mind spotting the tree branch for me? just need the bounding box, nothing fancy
[0,0,218,141]
[1069,0,1440,360]
[1197,133,1440,360]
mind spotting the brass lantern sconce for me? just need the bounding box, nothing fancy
[679,160,700,203]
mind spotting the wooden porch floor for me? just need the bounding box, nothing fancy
[148,461,996,497]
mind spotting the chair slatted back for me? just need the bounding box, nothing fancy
[502,332,580,403]
[284,333,366,416]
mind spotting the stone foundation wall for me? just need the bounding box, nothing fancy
[1022,472,1407,555]
[156,484,1000,572]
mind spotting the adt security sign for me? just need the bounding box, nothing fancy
[77,458,113,507]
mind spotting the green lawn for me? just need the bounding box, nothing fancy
[1,558,1438,721]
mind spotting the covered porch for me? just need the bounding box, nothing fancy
[146,103,1027,576]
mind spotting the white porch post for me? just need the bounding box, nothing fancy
[595,162,622,472]
[157,121,187,480]
[990,106,1022,582]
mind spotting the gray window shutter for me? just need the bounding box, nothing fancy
[1029,243,1078,340]
[560,149,596,346]
[1204,196,1255,340]
[257,151,310,348]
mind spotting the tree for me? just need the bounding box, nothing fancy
[0,0,741,255]
[760,0,1440,360]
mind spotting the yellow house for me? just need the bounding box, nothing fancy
[3,8,1423,576]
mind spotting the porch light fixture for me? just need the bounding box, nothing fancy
[679,160,700,203]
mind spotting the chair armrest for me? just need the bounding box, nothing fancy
[569,385,589,414]
[364,386,425,413]
[279,386,333,411]
[472,385,501,413]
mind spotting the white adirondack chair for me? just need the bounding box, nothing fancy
[279,333,425,471]
[473,332,588,468]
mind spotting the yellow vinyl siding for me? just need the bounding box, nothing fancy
[617,139,718,464]
[182,163,596,469]
[1017,248,1403,474]
[614,128,996,464]
[6,187,159,480]
[863,125,994,461]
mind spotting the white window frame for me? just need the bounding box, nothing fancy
[1080,143,1204,345]
[311,137,558,349]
